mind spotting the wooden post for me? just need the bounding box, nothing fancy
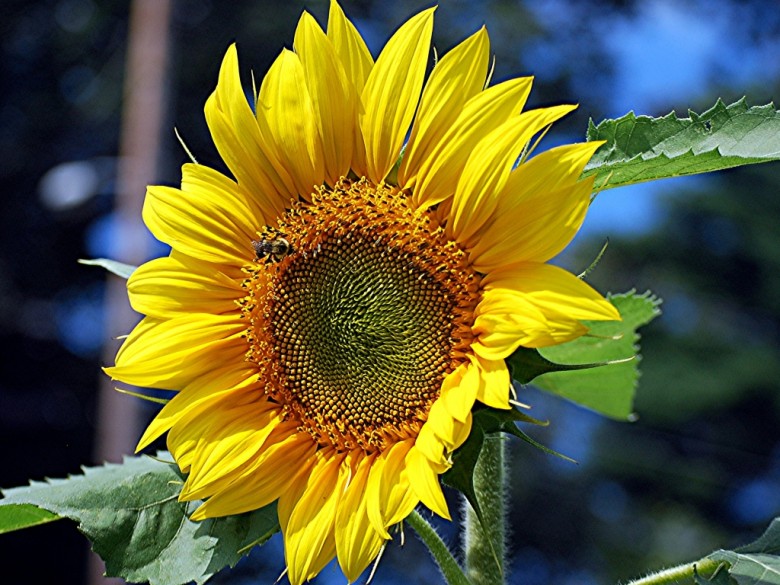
[90,0,172,582]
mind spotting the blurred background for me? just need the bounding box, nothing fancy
[2,0,780,583]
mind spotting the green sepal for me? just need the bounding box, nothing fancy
[507,346,628,385]
[79,258,138,279]
[0,452,280,585]
[115,386,170,404]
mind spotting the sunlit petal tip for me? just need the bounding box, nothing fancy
[334,454,387,582]
[410,75,536,209]
[259,49,326,196]
[135,423,164,453]
[365,439,418,535]
[294,8,357,183]
[424,396,472,452]
[282,453,342,584]
[327,0,374,96]
[588,138,607,151]
[205,45,296,218]
[365,456,391,538]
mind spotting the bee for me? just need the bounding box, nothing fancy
[252,235,292,263]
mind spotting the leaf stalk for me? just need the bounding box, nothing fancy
[622,558,723,585]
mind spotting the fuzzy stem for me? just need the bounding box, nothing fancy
[463,435,507,585]
[407,509,471,585]
[622,558,723,585]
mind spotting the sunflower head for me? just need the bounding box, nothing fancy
[105,2,619,583]
[242,178,481,454]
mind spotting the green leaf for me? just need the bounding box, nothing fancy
[706,519,780,585]
[583,98,780,191]
[513,290,661,420]
[0,453,279,585]
[0,503,60,534]
[78,258,137,279]
[736,519,780,555]
[707,552,780,585]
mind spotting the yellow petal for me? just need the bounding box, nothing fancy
[421,397,472,453]
[204,45,294,216]
[405,446,451,520]
[167,389,277,474]
[360,8,434,183]
[364,450,390,537]
[414,420,448,468]
[259,49,325,197]
[105,314,247,390]
[336,451,386,583]
[180,161,268,237]
[294,12,357,183]
[441,361,479,423]
[398,27,489,188]
[470,290,587,359]
[470,142,603,269]
[282,451,345,585]
[326,0,372,177]
[327,0,373,94]
[484,262,620,322]
[449,104,577,246]
[136,363,258,451]
[180,401,283,500]
[142,164,259,266]
[411,76,533,208]
[366,439,417,537]
[190,428,316,520]
[472,354,512,410]
[127,252,244,319]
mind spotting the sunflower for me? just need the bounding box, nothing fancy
[105,2,619,583]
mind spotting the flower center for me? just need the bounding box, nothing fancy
[244,179,479,452]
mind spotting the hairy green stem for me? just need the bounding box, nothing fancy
[463,435,507,585]
[407,509,471,585]
[622,558,723,585]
